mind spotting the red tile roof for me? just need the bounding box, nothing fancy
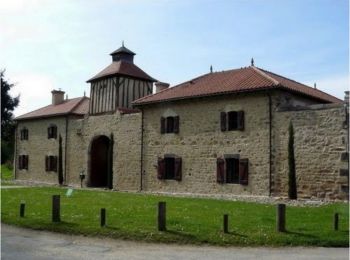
[87,60,156,83]
[133,66,342,105]
[16,97,89,121]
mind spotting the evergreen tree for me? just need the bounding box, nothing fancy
[1,70,19,164]
[288,121,297,199]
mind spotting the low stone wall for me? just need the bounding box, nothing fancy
[273,104,348,200]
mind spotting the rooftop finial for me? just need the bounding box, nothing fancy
[84,91,86,97]
[122,40,124,47]
[314,82,317,89]
[210,65,213,73]
[251,58,254,66]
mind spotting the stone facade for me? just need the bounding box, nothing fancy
[272,103,348,200]
[142,93,271,195]
[16,117,68,184]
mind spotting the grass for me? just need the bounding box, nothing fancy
[1,187,349,247]
[1,164,13,181]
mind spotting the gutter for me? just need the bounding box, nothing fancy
[140,107,144,191]
[268,94,273,196]
[64,116,68,184]
[13,124,18,179]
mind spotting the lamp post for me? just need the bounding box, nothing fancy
[79,171,85,188]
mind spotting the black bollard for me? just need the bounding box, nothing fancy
[101,208,106,227]
[52,195,61,222]
[223,214,229,233]
[20,203,25,218]
[158,202,166,231]
[276,204,286,232]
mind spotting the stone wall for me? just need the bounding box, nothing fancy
[65,111,142,191]
[272,104,348,200]
[142,93,271,195]
[15,117,67,184]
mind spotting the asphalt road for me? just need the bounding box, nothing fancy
[1,224,348,260]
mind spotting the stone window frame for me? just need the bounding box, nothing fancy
[157,154,182,181]
[45,155,58,172]
[18,154,29,170]
[217,154,249,185]
[160,116,179,134]
[47,124,57,139]
[220,111,244,131]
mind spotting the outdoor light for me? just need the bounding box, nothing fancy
[79,170,85,188]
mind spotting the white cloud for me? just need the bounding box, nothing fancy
[305,74,349,100]
[9,73,57,117]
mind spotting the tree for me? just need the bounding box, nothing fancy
[1,70,19,164]
[288,121,297,199]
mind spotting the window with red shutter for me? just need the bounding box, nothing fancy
[216,158,225,183]
[173,116,180,134]
[226,158,239,183]
[220,112,227,131]
[239,158,249,185]
[45,156,49,171]
[18,155,23,170]
[24,155,29,170]
[157,158,165,179]
[237,111,244,130]
[48,125,57,139]
[174,157,182,181]
[160,117,166,134]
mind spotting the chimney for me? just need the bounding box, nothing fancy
[51,89,65,105]
[155,81,170,93]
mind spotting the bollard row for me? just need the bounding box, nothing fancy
[17,200,341,233]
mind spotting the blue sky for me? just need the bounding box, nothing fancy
[0,0,348,116]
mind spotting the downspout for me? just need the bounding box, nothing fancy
[13,124,18,179]
[140,107,144,191]
[64,116,68,185]
[268,94,273,197]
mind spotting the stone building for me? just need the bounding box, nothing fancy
[14,45,349,200]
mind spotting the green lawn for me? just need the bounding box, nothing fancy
[1,164,13,180]
[1,187,348,247]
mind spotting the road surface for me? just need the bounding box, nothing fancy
[1,224,348,260]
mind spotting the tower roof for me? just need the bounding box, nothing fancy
[110,46,136,56]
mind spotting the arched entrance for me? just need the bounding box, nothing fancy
[89,135,112,188]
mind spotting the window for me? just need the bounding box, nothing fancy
[157,155,182,181]
[45,155,58,172]
[217,157,249,185]
[20,128,29,140]
[220,111,244,131]
[160,116,179,134]
[18,155,29,170]
[48,125,57,139]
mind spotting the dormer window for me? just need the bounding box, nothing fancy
[48,125,57,139]
[20,128,29,140]
[160,116,179,134]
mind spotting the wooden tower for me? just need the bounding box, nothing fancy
[87,45,156,115]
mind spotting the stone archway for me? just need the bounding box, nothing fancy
[88,135,110,188]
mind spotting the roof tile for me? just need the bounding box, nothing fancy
[133,66,341,105]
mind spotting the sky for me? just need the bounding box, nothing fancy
[0,0,349,116]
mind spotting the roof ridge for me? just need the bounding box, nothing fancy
[250,66,279,85]
[257,67,342,101]
[71,96,88,113]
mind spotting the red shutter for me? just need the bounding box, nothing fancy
[216,158,225,183]
[239,158,249,185]
[53,156,58,172]
[173,116,180,134]
[19,156,23,170]
[157,158,165,179]
[237,111,244,130]
[25,156,29,170]
[160,117,166,134]
[220,112,227,131]
[53,127,57,139]
[174,157,182,181]
[45,156,49,171]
